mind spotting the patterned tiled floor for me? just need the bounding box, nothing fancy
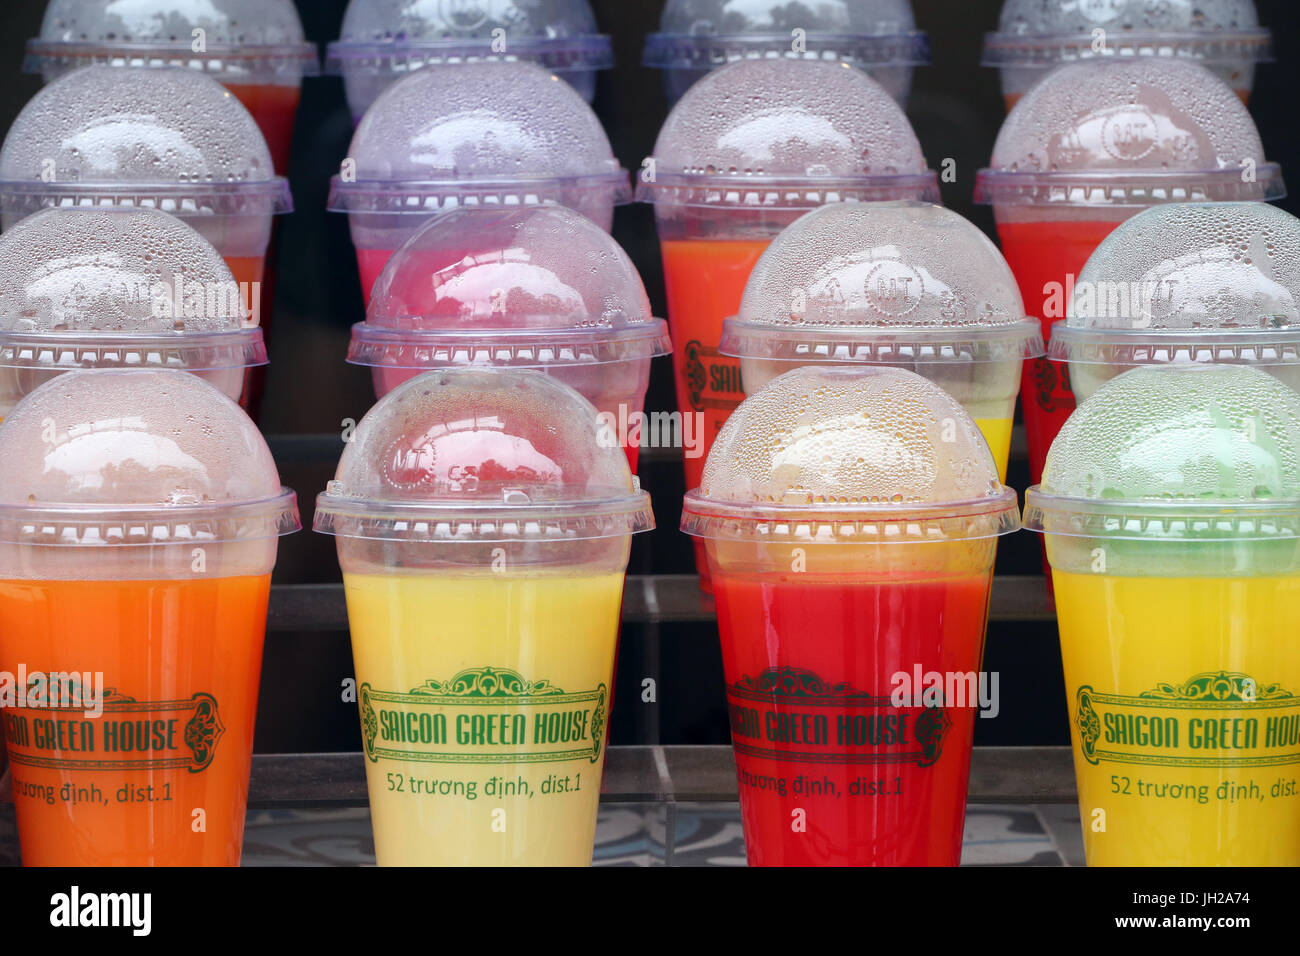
[0,801,1085,866]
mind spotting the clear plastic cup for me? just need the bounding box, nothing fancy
[682,365,1020,866]
[25,0,320,173]
[1024,364,1300,866]
[1053,202,1300,403]
[638,57,939,582]
[314,367,653,866]
[0,368,300,866]
[349,205,670,472]
[0,65,292,305]
[326,0,613,119]
[644,0,929,106]
[0,207,267,420]
[327,61,631,305]
[720,201,1043,482]
[984,0,1272,111]
[974,57,1284,494]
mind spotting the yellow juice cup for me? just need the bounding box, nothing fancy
[315,368,654,866]
[720,202,1042,484]
[1026,364,1300,866]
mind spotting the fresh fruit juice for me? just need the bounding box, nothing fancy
[0,575,271,866]
[343,571,623,866]
[358,248,395,306]
[974,417,1014,484]
[222,256,266,299]
[996,218,1123,484]
[1053,570,1300,866]
[226,84,301,176]
[712,570,993,866]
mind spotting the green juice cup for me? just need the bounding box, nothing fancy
[1025,364,1300,865]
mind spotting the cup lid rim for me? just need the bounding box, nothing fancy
[981,27,1275,66]
[637,171,941,208]
[324,34,614,73]
[347,320,671,368]
[720,316,1044,361]
[327,170,632,211]
[25,37,321,71]
[1023,485,1300,539]
[0,327,269,371]
[0,177,294,214]
[974,165,1285,206]
[1050,321,1300,363]
[642,29,931,68]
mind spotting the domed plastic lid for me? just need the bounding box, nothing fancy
[637,59,939,209]
[974,59,1284,207]
[984,0,1271,68]
[644,0,929,72]
[1052,203,1300,368]
[0,208,266,374]
[681,366,1020,542]
[721,202,1043,364]
[0,369,299,546]
[350,206,669,369]
[325,0,612,78]
[26,0,319,80]
[314,368,655,542]
[1025,365,1300,541]
[0,66,292,218]
[327,61,629,215]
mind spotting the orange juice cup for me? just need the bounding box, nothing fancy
[0,66,292,420]
[0,369,300,866]
[982,0,1272,111]
[327,61,629,306]
[720,202,1043,484]
[24,0,317,174]
[347,206,669,473]
[643,0,929,106]
[974,58,1285,496]
[0,208,268,421]
[638,58,939,584]
[326,0,612,122]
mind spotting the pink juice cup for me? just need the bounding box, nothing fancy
[327,60,630,306]
[25,0,319,175]
[983,0,1272,111]
[0,207,267,421]
[643,0,929,106]
[348,205,670,472]
[327,0,612,121]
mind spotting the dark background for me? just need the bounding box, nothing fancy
[1,1,1296,754]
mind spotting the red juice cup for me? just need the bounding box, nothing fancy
[974,58,1284,498]
[720,201,1043,484]
[1052,202,1300,403]
[0,208,267,421]
[327,61,630,306]
[0,65,293,420]
[348,205,670,472]
[25,0,318,174]
[983,0,1272,112]
[0,369,300,866]
[327,0,612,122]
[638,58,939,585]
[682,365,1020,866]
[643,0,929,106]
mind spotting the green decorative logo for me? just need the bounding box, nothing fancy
[1076,672,1300,768]
[3,691,224,773]
[360,667,606,766]
[727,666,952,767]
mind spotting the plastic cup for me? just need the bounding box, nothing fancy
[314,368,653,866]
[327,0,612,121]
[643,0,929,106]
[1025,364,1300,866]
[327,61,631,305]
[682,365,1020,866]
[720,201,1043,482]
[974,58,1284,496]
[983,0,1272,111]
[0,207,267,421]
[348,205,670,472]
[0,369,300,866]
[638,58,939,583]
[25,0,319,175]
[1051,202,1300,404]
